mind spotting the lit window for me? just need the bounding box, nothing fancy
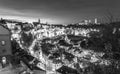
[2,57,6,64]
[1,41,6,46]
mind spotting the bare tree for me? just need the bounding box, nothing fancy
[104,10,115,23]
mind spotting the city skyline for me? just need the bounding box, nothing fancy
[0,0,120,24]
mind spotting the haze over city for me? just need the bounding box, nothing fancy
[0,0,120,24]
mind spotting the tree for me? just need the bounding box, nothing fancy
[33,43,40,52]
[40,42,55,56]
[63,51,75,62]
[21,24,33,31]
[20,32,34,48]
[104,10,115,23]
[11,39,21,54]
[11,39,21,66]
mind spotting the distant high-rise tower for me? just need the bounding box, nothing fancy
[95,18,97,24]
[38,19,41,24]
[84,20,88,25]
[88,20,91,23]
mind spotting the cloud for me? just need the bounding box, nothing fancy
[0,0,117,11]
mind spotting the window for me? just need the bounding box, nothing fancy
[2,49,6,53]
[1,41,6,46]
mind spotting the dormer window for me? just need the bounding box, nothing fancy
[1,41,6,46]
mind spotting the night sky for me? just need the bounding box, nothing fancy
[0,0,120,24]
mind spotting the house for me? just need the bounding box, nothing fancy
[0,25,12,66]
